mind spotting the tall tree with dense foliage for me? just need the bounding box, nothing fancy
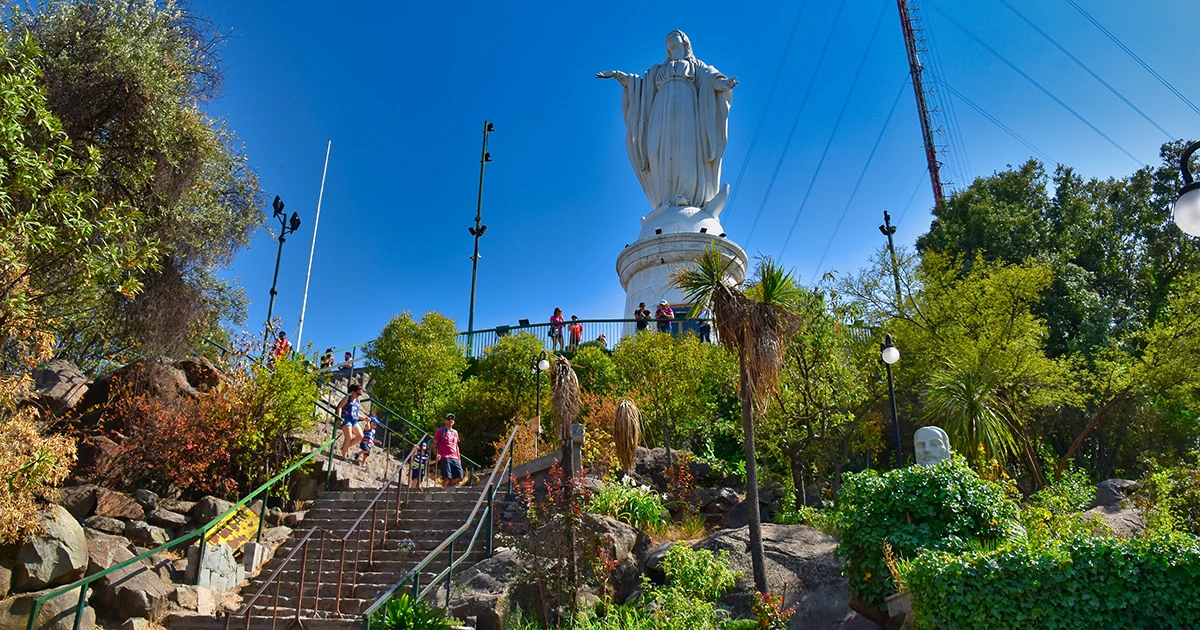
[609,329,735,451]
[674,245,802,592]
[367,311,467,424]
[6,0,262,364]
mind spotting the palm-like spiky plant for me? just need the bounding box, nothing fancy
[924,359,1019,463]
[672,244,802,592]
[549,355,582,603]
[613,399,641,475]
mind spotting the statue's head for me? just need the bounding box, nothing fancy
[665,30,695,61]
[913,426,951,467]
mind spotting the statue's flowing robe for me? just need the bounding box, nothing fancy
[621,58,731,210]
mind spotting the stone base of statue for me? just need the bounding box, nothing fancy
[616,219,747,329]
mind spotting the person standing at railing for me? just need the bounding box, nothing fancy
[320,348,335,369]
[655,300,675,333]
[568,315,583,351]
[410,442,429,488]
[336,384,368,460]
[597,333,608,349]
[549,307,566,352]
[698,304,713,343]
[433,413,464,487]
[634,302,652,331]
[270,331,292,365]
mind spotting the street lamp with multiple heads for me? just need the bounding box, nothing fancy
[881,334,903,467]
[467,120,495,345]
[531,351,551,455]
[263,195,302,355]
[1173,141,1200,237]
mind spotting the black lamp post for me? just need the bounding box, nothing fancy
[531,351,550,455]
[1173,141,1200,237]
[881,334,903,467]
[467,120,495,345]
[263,195,302,355]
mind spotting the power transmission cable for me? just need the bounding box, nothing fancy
[722,1,810,222]
[924,0,1145,167]
[897,167,931,227]
[809,76,910,284]
[1063,0,1200,118]
[998,0,1173,140]
[744,0,850,246]
[937,77,1056,164]
[778,1,890,258]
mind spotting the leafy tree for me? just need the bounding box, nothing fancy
[7,0,262,363]
[761,286,881,506]
[571,345,618,395]
[367,311,467,425]
[674,245,802,593]
[609,329,735,451]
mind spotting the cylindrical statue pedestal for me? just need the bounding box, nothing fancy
[616,228,747,324]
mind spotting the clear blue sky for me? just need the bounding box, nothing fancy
[206,0,1200,353]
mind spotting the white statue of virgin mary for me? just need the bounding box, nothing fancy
[598,31,738,213]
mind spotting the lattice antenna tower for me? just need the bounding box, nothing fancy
[897,0,951,206]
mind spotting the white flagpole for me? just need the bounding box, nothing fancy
[296,140,331,348]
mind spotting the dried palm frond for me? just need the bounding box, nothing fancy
[551,355,580,442]
[613,399,641,474]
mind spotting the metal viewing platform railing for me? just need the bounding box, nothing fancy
[457,316,713,358]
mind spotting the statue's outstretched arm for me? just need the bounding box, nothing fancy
[596,70,634,88]
[714,75,739,92]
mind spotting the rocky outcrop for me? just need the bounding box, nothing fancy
[0,586,95,630]
[13,506,88,592]
[1089,479,1141,509]
[191,497,233,525]
[93,489,144,521]
[580,515,651,602]
[30,360,90,416]
[90,543,169,622]
[1083,504,1146,537]
[447,549,528,630]
[56,485,98,521]
[695,523,873,630]
[123,521,169,547]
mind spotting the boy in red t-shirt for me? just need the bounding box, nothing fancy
[568,316,583,351]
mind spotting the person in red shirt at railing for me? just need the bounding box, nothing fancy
[568,315,583,351]
[433,413,464,487]
[655,300,675,333]
[549,307,566,352]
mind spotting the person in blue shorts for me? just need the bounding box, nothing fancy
[355,417,381,468]
[433,413,464,487]
[336,384,367,459]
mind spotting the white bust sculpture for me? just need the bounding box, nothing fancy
[597,30,738,215]
[913,426,951,467]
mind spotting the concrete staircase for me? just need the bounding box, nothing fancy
[167,486,491,630]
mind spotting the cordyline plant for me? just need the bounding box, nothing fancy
[550,356,582,614]
[673,244,802,592]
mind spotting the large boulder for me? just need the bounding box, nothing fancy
[123,521,169,547]
[185,544,244,592]
[721,494,777,529]
[694,523,873,630]
[82,516,126,537]
[86,537,133,575]
[93,489,144,521]
[1090,479,1142,509]
[56,485,99,521]
[30,360,90,416]
[0,586,95,630]
[191,496,234,525]
[75,436,119,477]
[13,505,88,592]
[147,508,188,530]
[90,543,169,622]
[1082,504,1146,537]
[173,357,222,392]
[580,514,651,602]
[446,549,529,630]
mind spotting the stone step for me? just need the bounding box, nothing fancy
[306,506,477,519]
[301,517,473,531]
[248,552,490,584]
[272,538,482,559]
[168,613,359,630]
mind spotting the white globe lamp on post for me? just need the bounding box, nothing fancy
[1174,141,1200,237]
[881,334,903,466]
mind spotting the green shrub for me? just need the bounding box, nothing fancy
[774,505,839,537]
[657,544,740,602]
[588,477,669,532]
[372,592,459,630]
[1141,465,1200,536]
[833,458,1019,611]
[901,534,1200,629]
[1028,466,1093,514]
[572,604,658,630]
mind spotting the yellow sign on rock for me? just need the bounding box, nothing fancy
[204,505,260,552]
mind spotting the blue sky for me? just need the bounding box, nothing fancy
[206,0,1200,354]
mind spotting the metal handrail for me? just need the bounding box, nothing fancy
[360,423,519,624]
[223,433,428,626]
[26,418,343,630]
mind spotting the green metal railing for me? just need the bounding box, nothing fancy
[359,423,519,627]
